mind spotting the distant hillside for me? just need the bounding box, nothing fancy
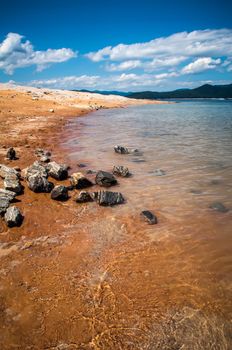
[127,84,232,99]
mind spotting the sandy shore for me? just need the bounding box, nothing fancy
[0,84,166,349]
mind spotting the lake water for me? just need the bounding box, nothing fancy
[62,100,232,349]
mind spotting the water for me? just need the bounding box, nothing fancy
[62,100,232,349]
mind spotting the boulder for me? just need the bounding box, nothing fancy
[70,172,93,189]
[114,145,130,154]
[6,147,17,160]
[209,202,229,213]
[76,191,93,203]
[4,175,23,194]
[92,191,124,206]
[114,145,139,154]
[0,189,16,215]
[0,164,19,179]
[113,165,130,177]
[23,161,48,179]
[27,174,54,193]
[51,185,68,201]
[47,161,68,180]
[4,206,23,227]
[95,171,117,187]
[140,210,158,225]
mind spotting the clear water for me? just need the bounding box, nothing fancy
[62,100,232,349]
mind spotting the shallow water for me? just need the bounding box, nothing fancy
[62,100,232,349]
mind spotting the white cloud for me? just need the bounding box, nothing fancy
[86,29,232,62]
[29,73,167,91]
[0,33,77,74]
[181,57,221,74]
[106,60,142,71]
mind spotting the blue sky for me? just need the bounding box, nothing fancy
[0,0,232,91]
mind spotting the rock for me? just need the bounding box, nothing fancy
[51,185,68,201]
[70,172,93,189]
[153,169,166,176]
[23,161,48,179]
[86,169,96,174]
[47,161,68,180]
[49,108,54,113]
[131,158,145,163]
[35,148,51,157]
[27,174,54,193]
[95,171,117,187]
[76,191,93,203]
[0,164,19,179]
[190,189,203,195]
[4,206,23,227]
[210,179,220,185]
[140,210,158,225]
[0,189,16,215]
[6,147,17,160]
[209,202,229,213]
[40,155,50,163]
[113,165,130,177]
[114,145,139,154]
[77,163,87,168]
[4,175,23,194]
[92,191,124,206]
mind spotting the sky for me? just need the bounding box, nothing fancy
[0,0,232,91]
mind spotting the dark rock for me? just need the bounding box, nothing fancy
[66,185,75,191]
[0,164,19,179]
[70,172,93,189]
[114,145,139,154]
[51,185,68,201]
[6,147,17,160]
[27,174,54,193]
[113,165,130,177]
[92,191,124,206]
[86,169,96,174]
[35,148,51,157]
[140,210,158,224]
[209,202,229,213]
[0,189,16,215]
[47,161,68,180]
[210,179,220,185]
[77,163,87,168]
[153,169,166,176]
[4,175,23,194]
[95,171,117,187]
[76,191,93,203]
[4,206,23,227]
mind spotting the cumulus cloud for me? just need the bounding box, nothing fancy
[0,33,77,74]
[86,29,232,62]
[181,57,221,74]
[29,73,166,91]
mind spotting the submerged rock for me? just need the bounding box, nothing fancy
[27,174,54,193]
[4,175,23,194]
[113,165,130,177]
[153,169,166,176]
[0,164,19,179]
[76,191,93,203]
[140,210,158,224]
[209,202,229,213]
[70,172,93,189]
[51,185,68,201]
[4,206,23,227]
[47,161,68,180]
[6,147,17,160]
[92,191,124,206]
[0,189,16,215]
[95,171,117,187]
